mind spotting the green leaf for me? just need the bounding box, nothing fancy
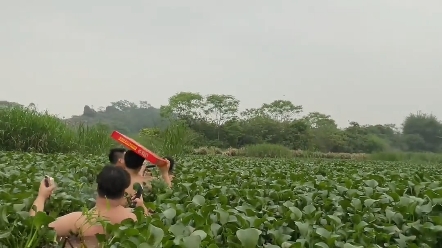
[303,204,316,215]
[326,215,342,225]
[32,211,54,228]
[138,243,150,248]
[210,223,222,236]
[316,228,331,239]
[182,235,202,248]
[343,243,364,248]
[191,230,207,240]
[0,206,8,224]
[314,242,329,248]
[169,223,191,237]
[13,203,25,212]
[288,206,303,220]
[192,195,206,206]
[0,231,11,239]
[420,201,433,213]
[236,228,261,248]
[146,224,164,247]
[295,221,310,238]
[162,208,176,219]
[364,179,378,188]
[364,199,377,208]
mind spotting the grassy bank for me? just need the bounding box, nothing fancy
[192,144,442,163]
[2,107,441,163]
[0,106,113,154]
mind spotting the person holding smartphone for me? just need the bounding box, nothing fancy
[29,165,150,238]
[141,156,175,181]
[119,151,172,205]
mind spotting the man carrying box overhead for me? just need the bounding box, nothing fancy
[122,150,172,206]
[108,148,149,178]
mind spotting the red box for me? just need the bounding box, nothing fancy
[111,131,167,167]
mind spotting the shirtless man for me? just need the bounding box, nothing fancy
[140,156,175,180]
[29,165,149,238]
[108,147,149,178]
[122,150,172,200]
[108,148,126,168]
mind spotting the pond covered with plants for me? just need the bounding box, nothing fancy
[1,152,442,247]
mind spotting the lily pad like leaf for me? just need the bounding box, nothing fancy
[236,228,261,248]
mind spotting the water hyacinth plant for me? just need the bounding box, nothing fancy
[1,152,442,247]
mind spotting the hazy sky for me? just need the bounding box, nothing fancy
[1,0,441,127]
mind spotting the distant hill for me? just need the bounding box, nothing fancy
[0,100,22,108]
[1,100,166,135]
[67,100,167,134]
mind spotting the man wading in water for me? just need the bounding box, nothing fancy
[29,165,150,246]
[119,150,172,206]
[108,148,126,168]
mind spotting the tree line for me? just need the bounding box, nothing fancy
[75,92,442,154]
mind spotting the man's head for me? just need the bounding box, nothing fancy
[96,165,130,200]
[108,148,126,167]
[124,150,145,171]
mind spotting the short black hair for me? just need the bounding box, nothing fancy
[124,150,145,170]
[164,156,175,174]
[96,165,130,199]
[108,148,126,164]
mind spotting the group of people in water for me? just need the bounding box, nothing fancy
[28,148,175,240]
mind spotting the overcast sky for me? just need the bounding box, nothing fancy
[1,0,441,127]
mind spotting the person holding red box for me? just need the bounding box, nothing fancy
[120,150,172,206]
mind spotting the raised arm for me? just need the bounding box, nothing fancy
[158,159,172,188]
[29,178,55,216]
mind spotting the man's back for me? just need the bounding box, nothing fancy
[51,205,136,237]
[30,166,150,238]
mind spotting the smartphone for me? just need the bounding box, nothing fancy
[130,183,144,208]
[44,175,50,187]
[134,183,143,198]
[44,175,53,202]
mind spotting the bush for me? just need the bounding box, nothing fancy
[137,120,197,156]
[369,151,442,163]
[0,106,113,154]
[243,143,293,158]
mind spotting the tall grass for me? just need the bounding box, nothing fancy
[136,121,195,157]
[0,106,113,154]
[243,143,293,158]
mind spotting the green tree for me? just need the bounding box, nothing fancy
[260,100,302,122]
[402,112,442,152]
[160,92,205,121]
[204,94,239,140]
[110,100,138,111]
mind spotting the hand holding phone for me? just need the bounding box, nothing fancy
[44,175,54,186]
[39,176,55,200]
[130,183,144,208]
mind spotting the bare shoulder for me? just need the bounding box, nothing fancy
[121,208,137,221]
[49,211,83,233]
[59,211,83,220]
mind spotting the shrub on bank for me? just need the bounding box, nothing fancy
[369,151,442,163]
[0,106,113,154]
[192,145,442,162]
[242,143,293,158]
